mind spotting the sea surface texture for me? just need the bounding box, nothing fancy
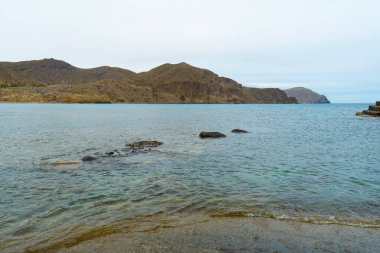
[0,104,379,252]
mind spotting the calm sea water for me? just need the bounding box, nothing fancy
[0,103,379,252]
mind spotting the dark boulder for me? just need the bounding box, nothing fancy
[199,132,226,138]
[82,156,97,162]
[231,129,248,133]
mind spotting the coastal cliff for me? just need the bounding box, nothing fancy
[0,59,296,104]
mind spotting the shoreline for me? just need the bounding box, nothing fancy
[17,214,380,253]
[55,216,380,253]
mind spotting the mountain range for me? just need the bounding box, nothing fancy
[0,58,298,103]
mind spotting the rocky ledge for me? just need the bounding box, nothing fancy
[356,101,380,117]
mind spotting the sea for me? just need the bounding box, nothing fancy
[0,103,379,252]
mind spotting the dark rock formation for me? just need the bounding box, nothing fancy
[231,129,248,133]
[356,102,380,117]
[82,140,163,162]
[199,132,226,138]
[284,87,330,104]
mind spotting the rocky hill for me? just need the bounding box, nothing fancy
[0,58,135,86]
[284,87,330,104]
[0,59,297,103]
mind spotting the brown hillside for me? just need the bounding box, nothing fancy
[127,62,243,103]
[0,59,297,104]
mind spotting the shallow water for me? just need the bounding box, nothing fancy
[0,103,379,252]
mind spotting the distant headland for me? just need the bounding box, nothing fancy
[0,58,328,104]
[284,87,330,104]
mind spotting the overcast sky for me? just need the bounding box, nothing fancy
[1,0,379,102]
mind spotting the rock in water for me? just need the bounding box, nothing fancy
[126,141,163,148]
[82,140,163,162]
[199,132,226,138]
[356,101,380,117]
[82,156,97,162]
[231,129,248,133]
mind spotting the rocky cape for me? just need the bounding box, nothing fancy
[0,59,296,103]
[284,87,330,104]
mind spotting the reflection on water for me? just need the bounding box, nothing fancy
[0,103,379,252]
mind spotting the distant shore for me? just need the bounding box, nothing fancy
[0,59,298,104]
[22,214,379,253]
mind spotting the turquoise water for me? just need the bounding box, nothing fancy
[0,103,379,252]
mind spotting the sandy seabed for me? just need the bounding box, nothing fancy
[50,215,379,253]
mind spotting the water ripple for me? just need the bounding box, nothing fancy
[0,103,379,253]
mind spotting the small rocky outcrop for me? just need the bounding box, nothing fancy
[126,141,163,148]
[356,101,380,117]
[82,140,163,161]
[199,132,226,138]
[231,129,248,133]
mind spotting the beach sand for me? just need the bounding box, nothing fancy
[51,216,380,253]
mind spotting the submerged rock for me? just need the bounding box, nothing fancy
[49,161,81,165]
[231,129,248,133]
[199,132,226,138]
[83,140,164,162]
[126,141,163,148]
